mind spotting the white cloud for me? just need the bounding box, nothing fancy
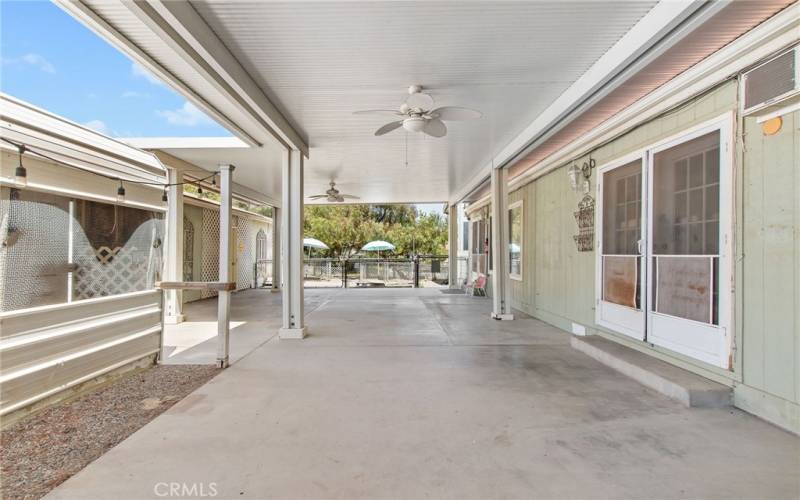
[131,62,164,86]
[2,53,56,73]
[122,90,149,98]
[84,119,109,135]
[156,101,214,127]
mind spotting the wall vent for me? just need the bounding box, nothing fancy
[742,46,799,115]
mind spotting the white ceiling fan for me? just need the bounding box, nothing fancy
[354,85,482,138]
[308,181,360,203]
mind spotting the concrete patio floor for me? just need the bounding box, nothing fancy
[50,289,799,499]
[162,288,330,365]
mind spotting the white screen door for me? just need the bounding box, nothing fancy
[646,125,731,368]
[596,116,732,368]
[596,155,646,340]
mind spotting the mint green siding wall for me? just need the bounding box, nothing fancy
[503,80,800,432]
[735,109,800,432]
[510,81,738,336]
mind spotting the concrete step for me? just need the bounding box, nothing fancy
[571,335,731,408]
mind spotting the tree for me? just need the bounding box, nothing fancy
[304,204,447,258]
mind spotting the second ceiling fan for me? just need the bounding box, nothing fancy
[354,85,482,138]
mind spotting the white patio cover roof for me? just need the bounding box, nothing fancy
[55,0,792,204]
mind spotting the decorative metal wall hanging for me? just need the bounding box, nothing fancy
[573,194,595,252]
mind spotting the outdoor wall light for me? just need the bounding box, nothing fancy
[117,180,126,203]
[14,145,27,187]
[568,159,595,194]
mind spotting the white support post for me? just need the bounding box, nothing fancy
[279,149,307,339]
[164,167,185,324]
[271,206,281,292]
[448,203,460,289]
[217,164,235,367]
[490,166,514,320]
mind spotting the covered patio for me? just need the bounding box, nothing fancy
[2,1,797,497]
[50,288,798,499]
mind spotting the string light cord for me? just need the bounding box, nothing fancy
[1,136,218,188]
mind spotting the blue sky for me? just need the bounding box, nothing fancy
[0,0,229,137]
[0,1,443,214]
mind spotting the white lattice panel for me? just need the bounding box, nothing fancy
[73,219,163,300]
[200,208,220,299]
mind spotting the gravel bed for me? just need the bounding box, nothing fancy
[1,364,219,500]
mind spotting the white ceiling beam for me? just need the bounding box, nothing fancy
[134,0,308,157]
[449,0,726,204]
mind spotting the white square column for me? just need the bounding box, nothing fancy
[448,203,460,289]
[490,166,514,320]
[164,167,185,324]
[271,206,281,292]
[279,149,307,339]
[217,164,235,367]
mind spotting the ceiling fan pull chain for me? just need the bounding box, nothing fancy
[405,131,408,168]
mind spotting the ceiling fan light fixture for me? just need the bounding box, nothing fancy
[403,117,426,132]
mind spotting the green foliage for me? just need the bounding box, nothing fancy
[304,204,447,258]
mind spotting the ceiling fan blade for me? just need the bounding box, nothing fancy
[340,194,360,199]
[423,118,447,138]
[375,120,403,136]
[354,110,402,116]
[429,106,482,121]
[308,195,328,199]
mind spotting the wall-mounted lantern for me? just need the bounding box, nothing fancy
[568,158,595,195]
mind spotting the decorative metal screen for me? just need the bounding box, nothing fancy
[235,216,253,290]
[255,229,267,260]
[72,200,163,300]
[0,188,70,312]
[183,216,194,281]
[0,188,163,312]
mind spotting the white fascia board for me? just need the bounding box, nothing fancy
[450,0,715,204]
[122,137,250,150]
[143,1,308,157]
[52,0,263,149]
[467,2,800,208]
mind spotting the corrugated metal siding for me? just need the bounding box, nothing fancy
[0,291,161,416]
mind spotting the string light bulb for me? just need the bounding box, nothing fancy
[197,183,203,195]
[116,180,126,203]
[15,145,27,186]
[162,187,168,203]
[211,176,217,187]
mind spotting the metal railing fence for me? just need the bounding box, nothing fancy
[254,256,469,289]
